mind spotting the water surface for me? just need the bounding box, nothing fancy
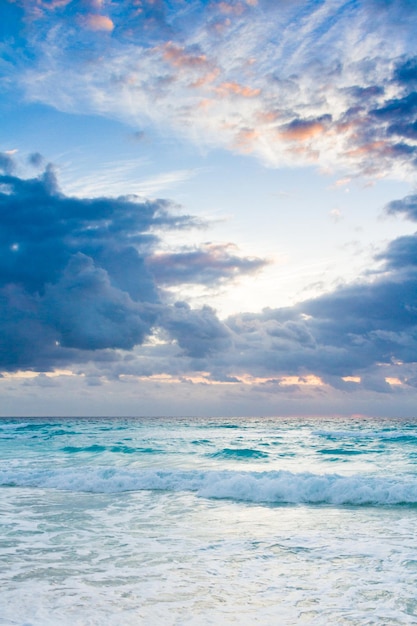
[1,416,416,625]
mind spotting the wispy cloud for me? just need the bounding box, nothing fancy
[60,160,194,198]
[133,169,197,197]
[9,0,417,178]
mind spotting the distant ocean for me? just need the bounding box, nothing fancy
[1,416,417,625]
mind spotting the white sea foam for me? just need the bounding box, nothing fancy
[0,421,32,430]
[1,466,417,505]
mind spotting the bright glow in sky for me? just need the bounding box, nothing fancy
[1,0,417,417]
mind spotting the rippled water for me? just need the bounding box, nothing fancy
[1,416,417,625]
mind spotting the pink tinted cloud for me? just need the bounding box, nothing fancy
[234,128,260,153]
[163,43,209,69]
[215,81,260,98]
[217,1,246,16]
[82,13,114,31]
[36,0,72,8]
[191,69,220,88]
[278,119,328,142]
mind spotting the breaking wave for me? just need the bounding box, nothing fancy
[1,466,417,506]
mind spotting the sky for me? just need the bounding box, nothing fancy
[1,0,417,417]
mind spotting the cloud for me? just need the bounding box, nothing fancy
[98,228,417,393]
[28,152,44,168]
[0,161,266,371]
[0,152,16,175]
[4,3,417,399]
[163,43,210,70]
[140,224,417,393]
[385,194,417,221]
[370,91,417,148]
[42,253,153,351]
[278,116,332,142]
[147,243,269,286]
[3,163,415,395]
[21,0,73,15]
[8,0,417,176]
[214,82,261,98]
[375,233,417,270]
[161,301,232,358]
[394,55,417,86]
[216,257,417,391]
[81,14,114,32]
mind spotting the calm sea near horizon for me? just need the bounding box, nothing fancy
[1,415,417,625]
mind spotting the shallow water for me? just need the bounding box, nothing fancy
[1,416,417,625]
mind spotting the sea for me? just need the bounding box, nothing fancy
[1,416,417,625]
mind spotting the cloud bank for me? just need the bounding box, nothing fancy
[0,157,266,371]
[1,156,417,396]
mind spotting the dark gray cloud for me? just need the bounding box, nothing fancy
[387,122,417,141]
[0,152,15,175]
[299,275,417,373]
[42,253,155,351]
[394,56,417,87]
[0,161,266,371]
[3,160,416,394]
[161,302,232,358]
[28,152,44,168]
[370,92,417,121]
[385,194,417,221]
[147,243,268,286]
[0,165,167,299]
[163,222,417,392]
[217,262,417,390]
[347,85,385,100]
[357,64,417,163]
[375,233,417,270]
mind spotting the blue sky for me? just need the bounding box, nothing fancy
[1,0,417,417]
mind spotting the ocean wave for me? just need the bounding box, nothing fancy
[0,422,32,430]
[208,448,269,460]
[313,429,417,443]
[62,444,106,454]
[60,444,162,454]
[318,448,367,456]
[1,467,417,506]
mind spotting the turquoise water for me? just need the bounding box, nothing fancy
[1,416,417,624]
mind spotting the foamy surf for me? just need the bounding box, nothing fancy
[1,466,417,505]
